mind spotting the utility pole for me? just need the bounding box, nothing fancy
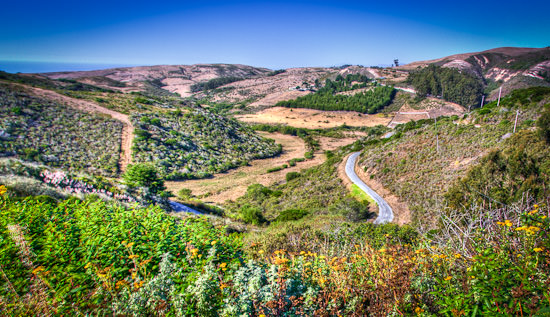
[480,95,485,108]
[497,87,502,107]
[513,110,519,133]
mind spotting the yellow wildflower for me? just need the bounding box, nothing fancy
[126,242,135,248]
[0,185,6,196]
[300,251,306,255]
[528,209,538,215]
[415,307,424,313]
[534,204,539,208]
[444,276,452,281]
[259,314,266,317]
[220,262,227,268]
[32,266,45,275]
[304,262,312,266]
[258,250,264,255]
[319,255,326,260]
[454,253,461,258]
[211,240,217,245]
[534,247,544,252]
[84,262,92,269]
[274,257,289,265]
[128,254,139,259]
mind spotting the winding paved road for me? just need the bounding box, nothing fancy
[345,152,394,224]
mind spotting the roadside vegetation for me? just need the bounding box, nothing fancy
[357,86,550,226]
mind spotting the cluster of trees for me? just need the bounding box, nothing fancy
[276,85,395,114]
[190,76,243,92]
[267,69,286,76]
[407,64,483,107]
[315,73,371,94]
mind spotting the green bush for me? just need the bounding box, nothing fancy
[240,204,267,225]
[285,172,300,182]
[123,163,166,194]
[274,209,308,222]
[177,188,192,200]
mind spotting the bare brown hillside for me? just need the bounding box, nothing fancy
[44,64,270,97]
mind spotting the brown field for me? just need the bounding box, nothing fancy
[166,132,360,205]
[235,107,392,129]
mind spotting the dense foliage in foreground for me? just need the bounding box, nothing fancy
[1,190,549,315]
[0,84,122,176]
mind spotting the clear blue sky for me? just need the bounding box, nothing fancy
[1,0,549,70]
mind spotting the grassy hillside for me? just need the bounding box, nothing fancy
[0,73,285,180]
[0,84,123,176]
[131,109,282,179]
[357,86,550,225]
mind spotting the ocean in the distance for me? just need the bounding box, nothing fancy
[0,61,138,74]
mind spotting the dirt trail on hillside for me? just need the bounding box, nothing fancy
[167,133,360,205]
[25,86,134,172]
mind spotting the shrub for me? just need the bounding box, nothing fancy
[285,172,300,182]
[275,209,308,222]
[177,188,192,200]
[240,204,267,225]
[537,107,550,144]
[123,163,166,194]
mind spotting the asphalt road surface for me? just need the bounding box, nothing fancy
[345,152,394,224]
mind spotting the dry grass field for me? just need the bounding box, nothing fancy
[166,132,360,205]
[236,107,392,129]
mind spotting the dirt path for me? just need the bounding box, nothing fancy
[24,86,134,172]
[167,132,360,205]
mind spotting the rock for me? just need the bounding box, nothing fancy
[501,132,513,140]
